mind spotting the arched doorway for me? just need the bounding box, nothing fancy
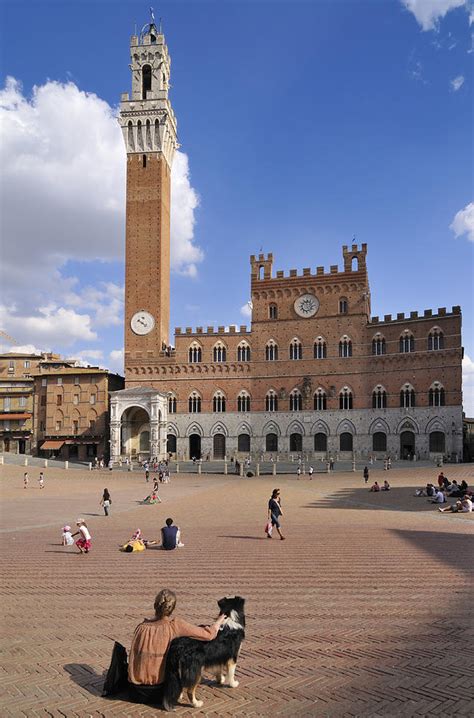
[429,431,445,453]
[213,433,226,459]
[167,434,177,455]
[189,434,201,460]
[340,432,353,451]
[400,431,415,459]
[314,433,327,452]
[121,406,150,458]
[289,433,302,452]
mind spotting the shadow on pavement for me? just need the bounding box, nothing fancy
[303,485,473,513]
[218,534,268,540]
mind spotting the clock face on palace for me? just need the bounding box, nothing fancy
[130,311,155,335]
[293,294,319,318]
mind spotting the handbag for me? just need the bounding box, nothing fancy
[264,521,273,536]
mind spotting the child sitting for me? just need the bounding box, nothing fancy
[61,525,74,546]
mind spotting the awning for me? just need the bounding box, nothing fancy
[0,413,31,420]
[41,440,65,450]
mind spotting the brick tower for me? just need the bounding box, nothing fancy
[119,19,178,372]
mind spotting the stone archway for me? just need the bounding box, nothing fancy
[121,406,150,457]
[109,386,168,462]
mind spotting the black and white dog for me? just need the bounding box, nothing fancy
[162,596,245,711]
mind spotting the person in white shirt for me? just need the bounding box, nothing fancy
[61,525,74,546]
[431,489,445,504]
[72,519,92,553]
[439,496,473,513]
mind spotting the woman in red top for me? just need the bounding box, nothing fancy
[128,588,225,705]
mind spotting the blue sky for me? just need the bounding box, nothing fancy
[0,0,473,409]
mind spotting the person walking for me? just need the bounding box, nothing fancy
[308,465,314,479]
[72,519,92,553]
[100,488,112,516]
[145,468,150,483]
[267,488,285,540]
[23,472,29,489]
[363,466,369,484]
[38,472,45,489]
[296,466,301,480]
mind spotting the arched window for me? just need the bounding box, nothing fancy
[351,256,358,271]
[339,336,352,358]
[127,121,135,151]
[168,394,177,413]
[429,384,445,407]
[213,391,226,413]
[339,297,348,314]
[290,433,302,452]
[265,391,278,412]
[265,341,278,361]
[400,384,416,408]
[372,386,387,409]
[289,389,302,411]
[372,334,386,356]
[373,432,387,451]
[314,389,327,410]
[238,434,251,452]
[136,120,143,150]
[166,434,177,454]
[428,328,444,351]
[237,342,251,362]
[314,337,327,359]
[269,303,278,319]
[213,342,227,362]
[188,343,202,363]
[399,332,415,353]
[314,433,327,451]
[142,64,152,99]
[266,433,278,452]
[429,432,445,452]
[289,338,302,360]
[237,391,251,412]
[339,387,353,410]
[188,392,201,413]
[340,432,353,451]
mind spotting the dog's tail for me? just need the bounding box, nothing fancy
[162,648,183,711]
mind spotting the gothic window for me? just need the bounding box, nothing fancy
[237,391,251,412]
[265,390,278,412]
[237,342,251,362]
[188,343,202,363]
[289,338,303,360]
[429,384,445,407]
[399,332,415,353]
[137,120,143,150]
[428,328,444,351]
[142,154,147,168]
[339,297,348,314]
[340,432,353,451]
[168,394,177,413]
[314,433,327,451]
[127,121,134,152]
[238,434,251,452]
[339,387,353,410]
[429,432,445,452]
[400,384,416,408]
[266,433,278,452]
[213,342,227,362]
[314,337,327,359]
[314,389,327,411]
[142,64,152,99]
[372,386,387,409]
[339,336,352,358]
[188,392,201,413]
[265,341,278,361]
[289,389,302,411]
[213,391,226,413]
[269,303,278,319]
[372,335,386,355]
[373,432,387,451]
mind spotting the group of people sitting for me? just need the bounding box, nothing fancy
[369,480,391,492]
[121,518,184,552]
[414,472,472,513]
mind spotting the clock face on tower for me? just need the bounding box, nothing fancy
[131,311,155,335]
[294,294,319,318]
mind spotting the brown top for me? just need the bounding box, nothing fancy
[128,615,219,686]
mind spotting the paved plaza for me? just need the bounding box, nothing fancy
[0,463,473,717]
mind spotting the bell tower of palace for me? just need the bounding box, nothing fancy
[119,18,177,373]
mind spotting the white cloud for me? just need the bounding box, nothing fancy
[240,302,252,318]
[0,303,96,347]
[74,349,104,363]
[0,343,45,355]
[450,202,474,241]
[462,353,474,417]
[0,77,202,349]
[108,348,124,374]
[401,0,468,31]
[450,75,465,91]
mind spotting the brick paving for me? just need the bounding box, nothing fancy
[0,463,473,717]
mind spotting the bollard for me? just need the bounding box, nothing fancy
[88,462,92,471]
[64,460,69,470]
[176,462,179,474]
[223,461,228,475]
[352,460,356,472]
[240,462,244,477]
[0,456,3,465]
[23,457,28,466]
[272,462,276,476]
[256,463,260,476]
[197,461,202,475]
[44,459,48,468]
[326,461,330,473]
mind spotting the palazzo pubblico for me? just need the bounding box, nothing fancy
[109,22,463,464]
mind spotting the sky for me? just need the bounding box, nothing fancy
[0,0,473,411]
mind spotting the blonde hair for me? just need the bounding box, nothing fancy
[154,589,177,618]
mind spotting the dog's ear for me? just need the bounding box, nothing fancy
[234,596,245,609]
[217,597,228,613]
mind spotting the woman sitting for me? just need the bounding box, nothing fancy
[370,481,381,492]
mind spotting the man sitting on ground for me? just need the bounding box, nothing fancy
[160,517,184,550]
